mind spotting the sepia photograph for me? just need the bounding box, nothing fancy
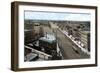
[11,1,97,71]
[24,11,90,62]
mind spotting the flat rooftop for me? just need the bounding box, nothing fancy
[39,34,56,43]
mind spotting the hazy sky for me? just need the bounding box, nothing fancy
[24,11,91,21]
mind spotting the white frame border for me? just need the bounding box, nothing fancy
[18,5,96,68]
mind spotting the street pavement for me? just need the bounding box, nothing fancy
[55,28,90,59]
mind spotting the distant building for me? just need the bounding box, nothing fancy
[80,31,90,51]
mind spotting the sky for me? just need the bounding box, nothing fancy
[24,11,91,21]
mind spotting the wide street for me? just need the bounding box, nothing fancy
[55,28,90,59]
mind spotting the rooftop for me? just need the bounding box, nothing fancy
[39,34,56,43]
